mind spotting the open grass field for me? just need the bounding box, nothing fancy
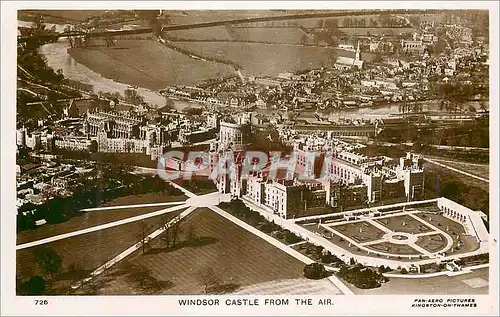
[233,27,310,44]
[166,10,300,25]
[167,26,309,45]
[16,209,184,286]
[336,27,416,36]
[92,208,306,295]
[19,10,107,22]
[68,39,235,90]
[101,192,186,207]
[375,215,433,234]
[174,42,339,77]
[426,157,489,179]
[17,193,187,245]
[330,221,386,243]
[423,162,489,192]
[165,26,235,41]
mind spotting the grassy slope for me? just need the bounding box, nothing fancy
[68,39,235,90]
[17,193,187,245]
[93,208,305,294]
[16,210,183,281]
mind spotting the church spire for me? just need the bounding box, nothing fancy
[355,41,361,61]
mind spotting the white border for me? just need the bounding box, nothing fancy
[2,1,499,316]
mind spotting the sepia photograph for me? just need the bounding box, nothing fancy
[1,1,498,316]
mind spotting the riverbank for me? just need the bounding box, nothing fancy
[67,37,235,91]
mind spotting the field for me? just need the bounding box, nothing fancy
[174,42,338,77]
[165,26,235,41]
[68,39,235,90]
[424,161,489,193]
[426,157,489,179]
[16,209,184,293]
[231,27,309,44]
[166,10,302,25]
[91,208,307,295]
[167,26,309,45]
[336,27,416,36]
[19,10,107,22]
[17,193,187,245]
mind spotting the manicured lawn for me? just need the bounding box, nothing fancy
[17,193,187,245]
[375,215,433,234]
[16,209,184,293]
[415,234,448,253]
[330,221,386,243]
[92,208,305,295]
[366,242,421,256]
[415,212,480,256]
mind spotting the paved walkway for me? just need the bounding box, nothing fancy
[207,205,354,295]
[72,206,198,288]
[423,157,489,183]
[16,204,188,250]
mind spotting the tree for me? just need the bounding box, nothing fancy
[137,221,152,254]
[184,107,203,116]
[89,140,98,153]
[34,247,62,279]
[170,218,182,247]
[185,224,197,243]
[480,101,488,112]
[23,276,46,295]
[161,222,172,249]
[303,263,327,279]
[67,262,88,290]
[124,89,145,106]
[164,97,175,110]
[197,267,220,294]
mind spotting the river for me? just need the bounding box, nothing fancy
[20,20,485,117]
[19,20,172,107]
